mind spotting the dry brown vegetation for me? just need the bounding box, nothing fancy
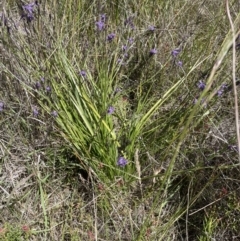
[1,0,240,240]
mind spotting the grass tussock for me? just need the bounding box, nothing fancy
[1,0,240,240]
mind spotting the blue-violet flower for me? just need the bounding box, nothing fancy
[33,108,39,117]
[107,106,115,114]
[107,33,115,42]
[150,48,157,55]
[171,48,181,58]
[0,102,4,112]
[79,70,87,78]
[198,80,206,91]
[117,156,128,167]
[96,21,105,31]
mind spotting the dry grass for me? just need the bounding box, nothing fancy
[1,0,240,240]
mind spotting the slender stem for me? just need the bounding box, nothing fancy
[226,0,240,162]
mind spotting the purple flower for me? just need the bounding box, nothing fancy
[33,108,39,117]
[148,25,155,31]
[128,38,134,44]
[117,156,128,167]
[40,77,45,82]
[218,89,224,97]
[150,48,157,55]
[117,58,126,66]
[79,70,87,78]
[198,80,206,91]
[107,33,115,42]
[100,14,106,22]
[122,45,127,51]
[177,61,183,67]
[35,82,41,89]
[217,84,227,97]
[96,21,105,31]
[171,48,181,58]
[23,2,35,13]
[22,1,37,22]
[51,110,58,117]
[100,13,106,23]
[0,102,4,112]
[46,86,51,92]
[107,106,114,114]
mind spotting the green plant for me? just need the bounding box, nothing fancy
[0,224,31,241]
[1,0,240,240]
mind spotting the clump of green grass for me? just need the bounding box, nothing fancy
[1,0,240,240]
